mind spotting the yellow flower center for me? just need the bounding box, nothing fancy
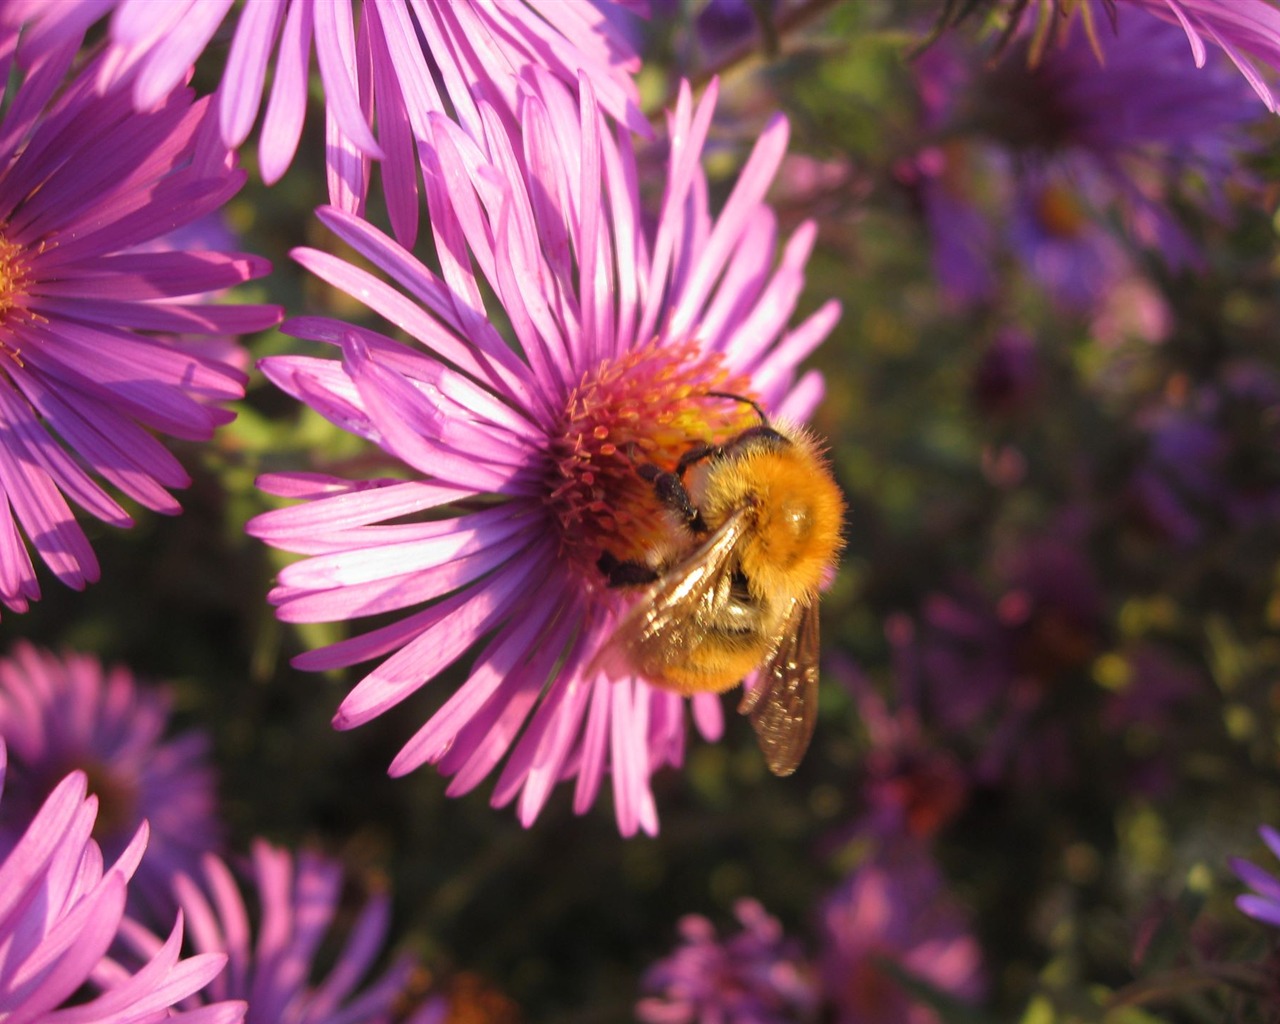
[544,339,757,582]
[0,230,32,363]
[1034,184,1086,239]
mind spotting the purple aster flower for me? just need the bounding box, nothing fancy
[0,742,244,1024]
[1004,164,1138,310]
[636,898,820,1024]
[5,0,648,247]
[1125,361,1280,544]
[1099,643,1204,797]
[0,34,280,613]
[899,142,1001,308]
[248,73,838,835]
[0,642,222,926]
[908,1,1265,310]
[894,594,1068,789]
[691,0,790,65]
[970,327,1041,419]
[125,839,445,1024]
[1231,825,1280,928]
[819,844,984,1024]
[889,529,1100,789]
[834,655,969,842]
[896,589,1014,735]
[994,535,1102,678]
[896,40,1000,307]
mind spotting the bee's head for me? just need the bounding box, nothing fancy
[716,426,845,601]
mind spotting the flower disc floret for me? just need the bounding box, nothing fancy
[547,339,755,575]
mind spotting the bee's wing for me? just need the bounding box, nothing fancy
[599,508,751,679]
[738,596,819,777]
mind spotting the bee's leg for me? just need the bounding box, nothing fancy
[635,461,709,534]
[597,550,659,588]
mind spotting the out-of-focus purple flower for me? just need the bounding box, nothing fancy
[637,898,820,1024]
[1126,362,1280,545]
[995,536,1102,679]
[247,74,838,835]
[834,653,969,841]
[1128,0,1280,112]
[0,742,244,1024]
[970,328,1041,419]
[695,0,763,55]
[692,0,788,64]
[891,532,1101,789]
[907,144,1001,307]
[907,1,1265,310]
[1005,166,1137,310]
[1125,410,1223,546]
[897,39,1001,307]
[898,589,1014,734]
[127,840,443,1024]
[4,0,648,247]
[819,844,984,1024]
[1099,643,1204,796]
[0,642,221,926]
[859,713,969,842]
[1231,825,1280,927]
[0,35,280,614]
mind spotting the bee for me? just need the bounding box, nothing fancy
[594,395,845,776]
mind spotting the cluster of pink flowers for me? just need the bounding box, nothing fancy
[638,842,984,1024]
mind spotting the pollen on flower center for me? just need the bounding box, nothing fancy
[544,340,756,584]
[0,231,30,323]
[0,230,34,367]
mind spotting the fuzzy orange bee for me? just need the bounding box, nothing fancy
[595,395,845,775]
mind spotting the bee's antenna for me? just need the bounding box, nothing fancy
[706,390,770,425]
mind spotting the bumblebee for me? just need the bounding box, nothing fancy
[595,396,845,776]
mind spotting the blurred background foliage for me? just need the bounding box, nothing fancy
[8,1,1280,1021]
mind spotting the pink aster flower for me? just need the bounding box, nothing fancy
[0,33,280,613]
[819,843,984,1024]
[124,840,444,1024]
[4,0,648,247]
[1232,825,1280,928]
[0,742,244,1024]
[248,73,840,835]
[833,655,969,842]
[0,642,222,927]
[636,898,820,1024]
